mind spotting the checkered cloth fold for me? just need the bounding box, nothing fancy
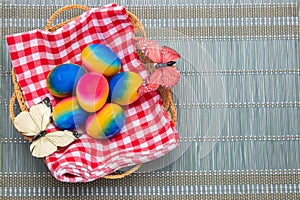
[7,3,179,182]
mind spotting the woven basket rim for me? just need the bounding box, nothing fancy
[9,4,177,180]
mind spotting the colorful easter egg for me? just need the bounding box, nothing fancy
[109,71,143,105]
[47,64,85,98]
[81,44,121,77]
[86,103,125,139]
[76,72,109,112]
[52,96,88,130]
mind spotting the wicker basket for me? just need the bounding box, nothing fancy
[9,4,177,179]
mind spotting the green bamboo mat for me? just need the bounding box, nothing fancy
[1,0,300,199]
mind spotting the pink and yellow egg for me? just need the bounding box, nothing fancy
[76,72,109,113]
[85,103,125,139]
[81,44,121,77]
[108,71,143,105]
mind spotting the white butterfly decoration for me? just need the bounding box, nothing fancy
[13,97,81,158]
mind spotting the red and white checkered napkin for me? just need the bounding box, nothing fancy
[7,3,179,182]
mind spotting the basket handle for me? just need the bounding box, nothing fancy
[44,4,146,37]
[10,69,28,117]
[9,92,17,122]
[44,4,89,31]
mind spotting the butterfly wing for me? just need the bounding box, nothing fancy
[137,38,159,50]
[29,100,52,131]
[144,46,165,63]
[148,68,163,85]
[14,112,41,136]
[14,98,52,136]
[30,131,77,158]
[160,46,181,63]
[44,130,77,146]
[149,67,180,89]
[137,38,163,63]
[30,138,57,158]
[137,38,181,63]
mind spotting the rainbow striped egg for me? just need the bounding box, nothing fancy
[52,96,88,130]
[85,103,125,139]
[47,64,85,98]
[76,72,109,112]
[81,44,121,77]
[109,71,143,105]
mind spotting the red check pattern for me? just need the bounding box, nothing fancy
[7,4,179,182]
